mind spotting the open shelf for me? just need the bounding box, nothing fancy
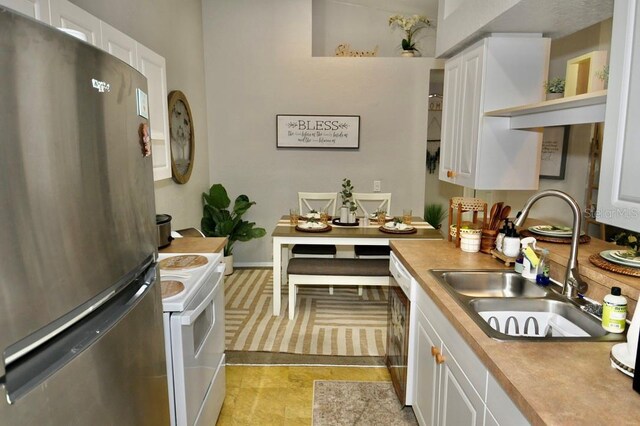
[484,90,607,129]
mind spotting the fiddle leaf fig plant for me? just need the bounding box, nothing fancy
[201,183,266,256]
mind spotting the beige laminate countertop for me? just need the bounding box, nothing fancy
[159,237,227,254]
[390,239,640,426]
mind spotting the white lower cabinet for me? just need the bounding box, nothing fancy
[410,277,529,426]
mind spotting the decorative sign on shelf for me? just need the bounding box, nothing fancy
[335,43,379,57]
[276,115,360,149]
[540,126,570,180]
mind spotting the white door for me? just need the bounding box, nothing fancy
[137,43,171,181]
[598,0,640,233]
[456,43,484,188]
[0,0,50,23]
[438,345,484,426]
[49,0,101,46]
[413,306,440,426]
[440,54,462,183]
[100,21,137,68]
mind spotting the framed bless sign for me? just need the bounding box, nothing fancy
[276,114,360,149]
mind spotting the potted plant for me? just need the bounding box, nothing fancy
[543,77,565,100]
[388,14,432,57]
[424,203,447,232]
[340,178,357,223]
[201,183,266,275]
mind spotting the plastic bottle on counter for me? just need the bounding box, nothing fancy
[536,249,551,286]
[520,237,539,280]
[602,287,627,333]
[495,219,510,253]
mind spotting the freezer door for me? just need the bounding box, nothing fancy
[0,9,157,375]
[0,264,170,425]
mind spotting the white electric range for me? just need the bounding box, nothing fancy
[157,252,225,426]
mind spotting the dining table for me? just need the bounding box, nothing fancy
[270,215,443,316]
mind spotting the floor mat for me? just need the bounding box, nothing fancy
[225,268,388,356]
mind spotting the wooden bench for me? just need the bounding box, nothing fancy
[287,258,390,320]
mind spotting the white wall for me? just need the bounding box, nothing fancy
[312,0,437,57]
[203,0,443,264]
[70,0,210,231]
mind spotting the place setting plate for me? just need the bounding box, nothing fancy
[378,222,416,234]
[332,218,359,227]
[528,225,574,237]
[599,250,640,269]
[295,222,332,233]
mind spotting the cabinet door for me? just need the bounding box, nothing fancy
[598,0,640,232]
[0,0,50,23]
[137,43,171,181]
[49,0,101,46]
[440,54,462,183]
[439,42,484,188]
[413,305,440,426]
[455,43,484,188]
[439,344,484,426]
[100,21,137,68]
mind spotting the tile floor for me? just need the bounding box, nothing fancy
[216,365,391,425]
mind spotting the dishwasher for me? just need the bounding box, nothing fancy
[386,251,412,405]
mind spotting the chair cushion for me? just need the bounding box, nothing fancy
[292,244,337,256]
[287,258,390,277]
[354,245,391,257]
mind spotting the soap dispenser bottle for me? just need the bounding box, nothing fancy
[502,223,520,258]
[602,287,627,333]
[495,219,509,253]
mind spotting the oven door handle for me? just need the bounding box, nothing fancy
[179,267,223,326]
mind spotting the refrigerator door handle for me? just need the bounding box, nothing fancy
[2,263,158,403]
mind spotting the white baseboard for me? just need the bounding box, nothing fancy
[234,261,273,268]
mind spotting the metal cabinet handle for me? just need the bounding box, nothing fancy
[446,170,456,178]
[431,346,440,356]
[435,353,446,364]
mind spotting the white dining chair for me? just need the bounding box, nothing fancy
[352,192,393,261]
[292,192,340,293]
[352,192,392,218]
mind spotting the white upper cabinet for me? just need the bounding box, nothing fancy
[49,0,101,46]
[0,0,50,23]
[137,43,171,181]
[100,21,137,68]
[597,0,640,233]
[439,36,550,190]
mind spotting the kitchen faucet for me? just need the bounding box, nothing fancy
[513,189,587,299]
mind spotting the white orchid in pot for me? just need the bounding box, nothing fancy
[388,14,432,56]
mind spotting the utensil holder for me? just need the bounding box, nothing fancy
[480,229,498,254]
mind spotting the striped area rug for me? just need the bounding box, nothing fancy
[225,269,388,356]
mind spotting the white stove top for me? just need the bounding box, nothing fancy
[157,252,221,312]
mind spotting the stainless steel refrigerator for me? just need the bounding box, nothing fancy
[0,8,169,425]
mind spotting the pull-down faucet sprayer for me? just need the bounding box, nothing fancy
[513,190,587,299]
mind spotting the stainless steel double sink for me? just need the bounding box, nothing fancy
[430,270,626,342]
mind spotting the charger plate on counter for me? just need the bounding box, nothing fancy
[589,253,640,277]
[520,230,591,244]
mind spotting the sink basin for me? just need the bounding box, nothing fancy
[430,270,625,342]
[470,298,607,339]
[440,271,547,298]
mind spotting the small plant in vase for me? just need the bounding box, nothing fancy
[388,14,432,57]
[543,77,565,100]
[340,178,357,223]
